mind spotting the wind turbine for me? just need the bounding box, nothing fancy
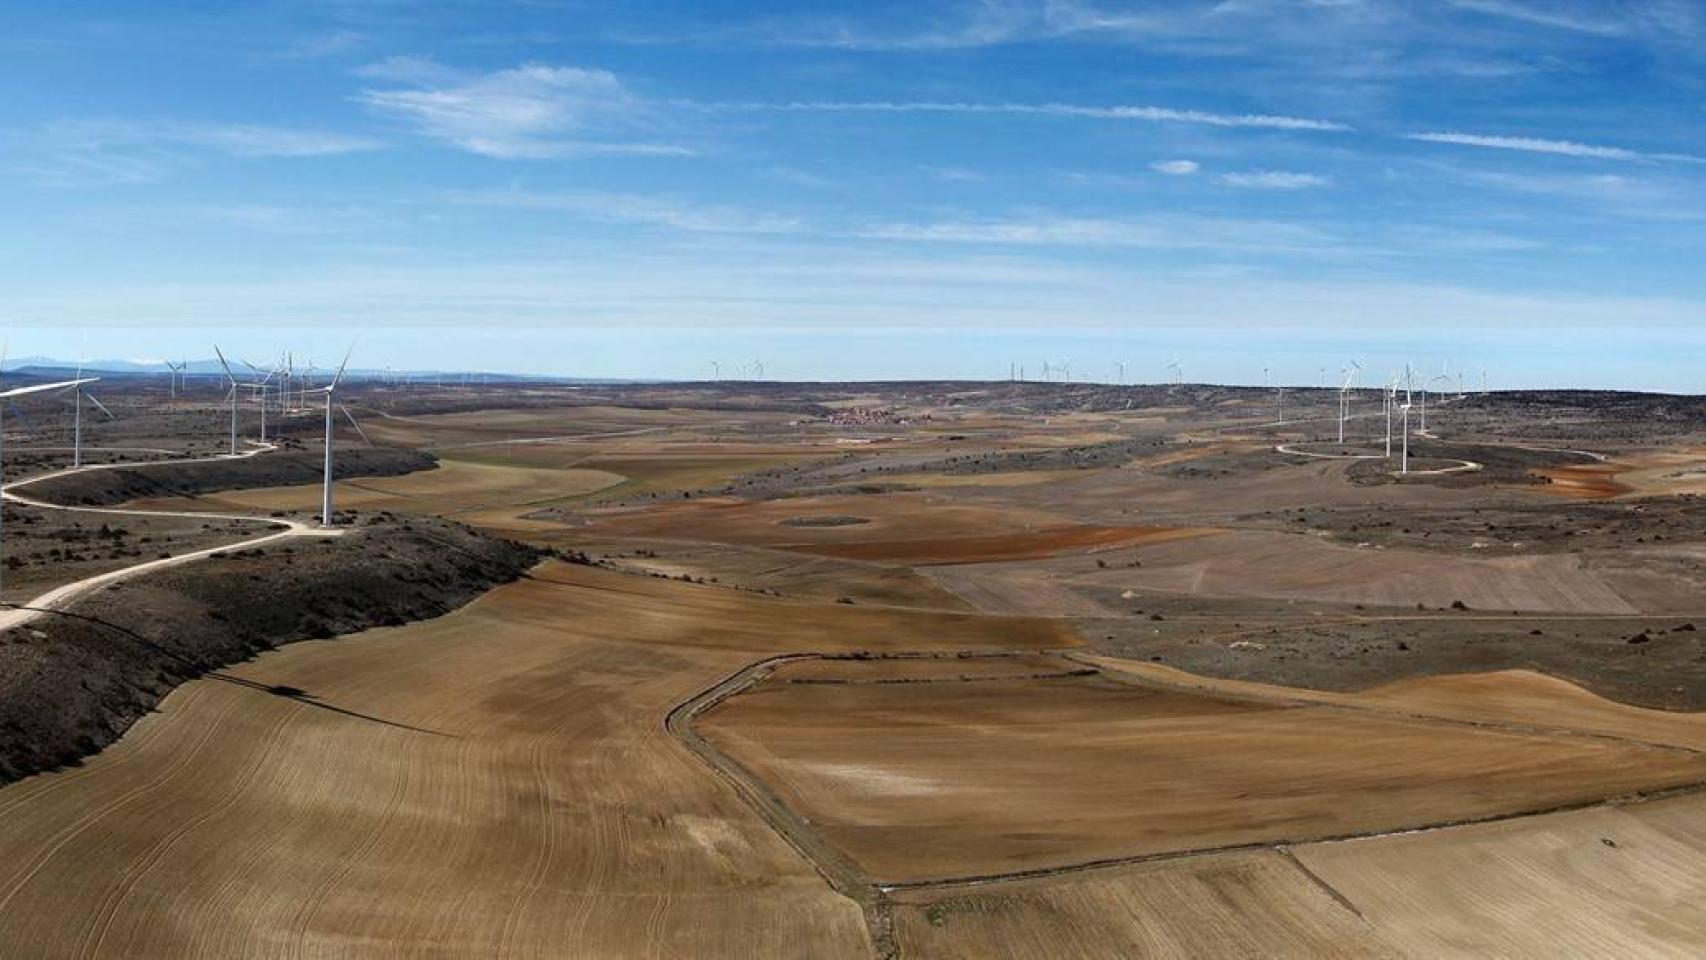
[165,361,186,402]
[307,347,356,527]
[1383,373,1396,458]
[214,346,257,455]
[0,347,99,592]
[1399,365,1414,474]
[238,361,277,443]
[69,376,114,469]
[1166,359,1183,386]
[1425,373,1454,435]
[1337,361,1361,445]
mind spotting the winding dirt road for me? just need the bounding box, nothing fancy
[0,442,340,632]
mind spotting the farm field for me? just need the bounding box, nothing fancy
[695,658,1706,883]
[1,379,1702,958]
[0,562,1076,958]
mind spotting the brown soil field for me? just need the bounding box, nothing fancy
[1089,658,1706,752]
[1612,448,1706,497]
[889,792,1706,959]
[1292,792,1706,957]
[696,667,1706,884]
[888,848,1400,958]
[789,524,1215,565]
[576,537,975,609]
[770,653,1083,683]
[1533,462,1631,499]
[0,563,1079,958]
[581,492,1074,547]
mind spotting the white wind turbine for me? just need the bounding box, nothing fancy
[214,346,265,455]
[68,366,114,469]
[164,361,187,402]
[1383,372,1397,458]
[1166,359,1183,386]
[1399,365,1414,474]
[306,348,355,527]
[239,359,280,442]
[1337,361,1361,445]
[0,345,99,592]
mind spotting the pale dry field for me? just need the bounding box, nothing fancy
[889,849,1403,959]
[0,563,1077,959]
[968,527,1646,614]
[890,791,1706,959]
[696,664,1706,883]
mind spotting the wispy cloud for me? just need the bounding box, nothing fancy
[356,57,691,159]
[920,165,990,182]
[1407,130,1705,164]
[1447,1,1628,37]
[19,120,379,185]
[1151,159,1200,175]
[1407,131,1639,160]
[855,213,1344,254]
[693,99,1351,132]
[1219,170,1330,190]
[449,189,802,234]
[272,30,365,61]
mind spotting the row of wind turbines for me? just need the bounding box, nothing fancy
[1317,362,1468,475]
[0,345,359,533]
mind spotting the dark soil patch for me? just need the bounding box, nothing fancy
[779,515,871,528]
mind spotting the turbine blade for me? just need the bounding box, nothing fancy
[214,345,237,384]
[87,393,116,420]
[330,343,355,390]
[339,404,372,446]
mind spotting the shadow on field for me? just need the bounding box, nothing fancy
[2,601,456,739]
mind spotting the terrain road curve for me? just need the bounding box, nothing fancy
[0,442,340,632]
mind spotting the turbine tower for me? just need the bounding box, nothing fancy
[1337,361,1361,445]
[308,347,355,527]
[0,355,98,592]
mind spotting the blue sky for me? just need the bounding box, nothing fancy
[3,0,1703,389]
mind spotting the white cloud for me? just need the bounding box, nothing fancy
[1407,131,1642,160]
[695,99,1352,132]
[1219,170,1330,189]
[357,58,690,159]
[1151,159,1200,175]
